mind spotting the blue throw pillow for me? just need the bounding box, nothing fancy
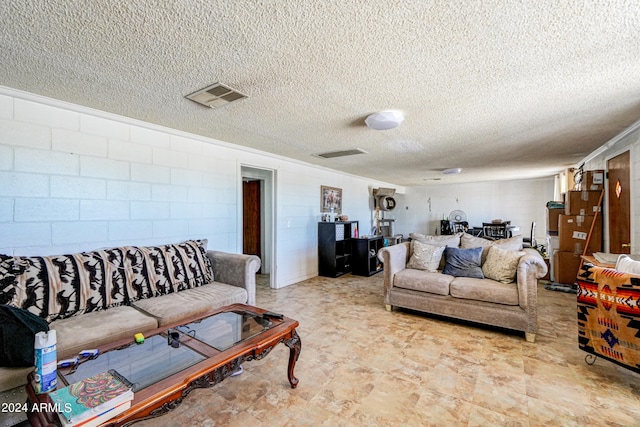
[442,246,484,279]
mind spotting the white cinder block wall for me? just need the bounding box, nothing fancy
[0,88,399,288]
[3,87,634,288]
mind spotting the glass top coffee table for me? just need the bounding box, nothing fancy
[26,304,301,426]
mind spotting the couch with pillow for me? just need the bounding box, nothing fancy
[0,239,261,392]
[377,232,548,342]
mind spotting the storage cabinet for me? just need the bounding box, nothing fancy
[318,221,358,277]
[352,235,384,276]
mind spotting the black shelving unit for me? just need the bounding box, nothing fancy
[318,221,358,277]
[352,235,384,276]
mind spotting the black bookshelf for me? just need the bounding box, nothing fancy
[352,235,384,276]
[318,221,358,277]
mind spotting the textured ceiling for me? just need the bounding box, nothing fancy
[2,1,640,186]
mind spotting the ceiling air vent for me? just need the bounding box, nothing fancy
[313,148,368,159]
[186,83,248,109]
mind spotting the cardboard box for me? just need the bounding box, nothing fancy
[577,170,605,191]
[558,214,602,254]
[546,207,563,234]
[553,250,582,285]
[564,190,603,215]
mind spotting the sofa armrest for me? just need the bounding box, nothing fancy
[516,248,547,311]
[377,242,411,302]
[206,251,261,306]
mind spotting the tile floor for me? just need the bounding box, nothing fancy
[138,274,640,426]
[3,274,639,426]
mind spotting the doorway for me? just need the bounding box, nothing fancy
[607,151,631,253]
[243,180,261,271]
[241,166,276,288]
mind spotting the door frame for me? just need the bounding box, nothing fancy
[604,148,634,253]
[239,165,277,289]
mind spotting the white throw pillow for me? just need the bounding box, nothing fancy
[409,232,462,248]
[482,245,525,284]
[408,240,447,272]
[615,254,640,275]
[461,233,523,264]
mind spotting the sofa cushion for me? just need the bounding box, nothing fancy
[450,277,519,305]
[132,282,248,327]
[49,305,158,359]
[407,240,446,272]
[482,246,525,284]
[460,233,523,264]
[409,233,461,269]
[0,251,130,322]
[0,239,213,322]
[394,269,453,296]
[125,239,214,296]
[0,366,33,393]
[442,247,484,279]
[409,233,462,248]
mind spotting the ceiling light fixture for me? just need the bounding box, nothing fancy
[364,110,404,130]
[442,168,462,175]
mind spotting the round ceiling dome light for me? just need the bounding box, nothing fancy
[364,110,404,130]
[442,168,462,175]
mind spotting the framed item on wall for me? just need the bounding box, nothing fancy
[321,186,342,214]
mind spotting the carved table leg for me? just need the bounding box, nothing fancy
[284,329,301,388]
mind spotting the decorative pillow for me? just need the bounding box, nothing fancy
[0,252,113,322]
[460,233,523,264]
[0,239,213,322]
[442,247,484,279]
[410,233,462,248]
[615,254,640,275]
[482,246,525,284]
[408,240,446,272]
[123,239,213,296]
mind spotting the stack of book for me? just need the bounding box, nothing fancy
[48,370,134,427]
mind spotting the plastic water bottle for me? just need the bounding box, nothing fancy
[34,330,57,393]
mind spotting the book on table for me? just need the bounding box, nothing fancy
[57,400,132,427]
[48,369,134,426]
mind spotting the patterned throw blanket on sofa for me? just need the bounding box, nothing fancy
[0,240,213,323]
[577,264,640,373]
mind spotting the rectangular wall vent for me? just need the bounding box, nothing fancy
[186,83,248,109]
[313,148,368,159]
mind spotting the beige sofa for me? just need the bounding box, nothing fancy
[378,233,547,342]
[0,239,261,392]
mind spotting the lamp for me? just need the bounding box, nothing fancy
[365,110,404,130]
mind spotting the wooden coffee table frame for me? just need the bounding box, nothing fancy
[26,304,301,427]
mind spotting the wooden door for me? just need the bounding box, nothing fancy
[608,151,631,253]
[243,180,261,270]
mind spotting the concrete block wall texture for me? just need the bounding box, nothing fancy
[0,88,394,288]
[4,88,632,286]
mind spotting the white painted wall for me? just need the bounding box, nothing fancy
[3,87,633,288]
[392,178,555,245]
[0,88,401,288]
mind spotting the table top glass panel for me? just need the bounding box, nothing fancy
[61,334,207,391]
[176,311,272,351]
